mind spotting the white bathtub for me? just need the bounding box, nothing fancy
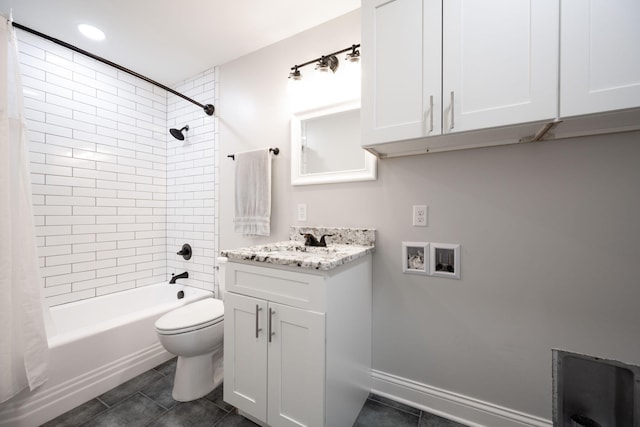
[0,283,213,427]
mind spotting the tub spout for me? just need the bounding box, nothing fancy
[169,271,189,284]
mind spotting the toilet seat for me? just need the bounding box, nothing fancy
[155,298,224,335]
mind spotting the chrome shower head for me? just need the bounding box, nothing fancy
[170,125,189,140]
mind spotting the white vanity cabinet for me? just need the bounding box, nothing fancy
[362,0,559,156]
[224,293,325,427]
[223,257,372,427]
[560,0,640,117]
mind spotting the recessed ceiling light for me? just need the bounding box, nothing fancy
[77,24,105,41]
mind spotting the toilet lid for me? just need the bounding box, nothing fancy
[155,298,224,334]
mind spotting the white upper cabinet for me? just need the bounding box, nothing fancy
[362,0,559,151]
[560,0,640,117]
[362,0,442,144]
[443,0,558,133]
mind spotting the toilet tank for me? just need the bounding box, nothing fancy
[216,257,227,299]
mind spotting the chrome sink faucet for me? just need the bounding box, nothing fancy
[301,233,334,247]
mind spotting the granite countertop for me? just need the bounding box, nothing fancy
[220,227,375,271]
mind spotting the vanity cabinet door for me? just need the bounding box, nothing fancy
[442,0,558,133]
[361,0,442,144]
[560,0,640,117]
[224,294,326,427]
[223,293,268,421]
[267,302,325,427]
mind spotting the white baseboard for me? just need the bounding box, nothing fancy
[371,370,551,427]
[0,343,173,427]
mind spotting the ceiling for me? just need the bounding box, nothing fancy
[0,0,360,85]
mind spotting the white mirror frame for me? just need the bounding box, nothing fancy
[291,100,377,186]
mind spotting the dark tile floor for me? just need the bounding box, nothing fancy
[43,358,468,426]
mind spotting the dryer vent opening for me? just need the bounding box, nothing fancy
[553,350,639,427]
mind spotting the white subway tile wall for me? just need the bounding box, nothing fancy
[17,30,218,306]
[166,69,218,296]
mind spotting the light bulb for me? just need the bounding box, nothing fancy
[78,24,105,41]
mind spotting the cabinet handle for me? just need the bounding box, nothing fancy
[255,304,262,338]
[450,91,455,130]
[268,307,276,343]
[428,95,434,133]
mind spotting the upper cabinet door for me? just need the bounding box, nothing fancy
[362,0,442,144]
[561,0,640,117]
[442,0,559,133]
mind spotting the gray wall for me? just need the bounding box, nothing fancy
[218,10,640,420]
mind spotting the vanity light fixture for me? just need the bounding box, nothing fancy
[289,66,302,80]
[288,43,360,80]
[345,45,360,63]
[315,55,339,73]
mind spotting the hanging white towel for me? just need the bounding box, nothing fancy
[0,18,49,404]
[233,149,272,236]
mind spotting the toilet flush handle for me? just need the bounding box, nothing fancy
[177,243,192,260]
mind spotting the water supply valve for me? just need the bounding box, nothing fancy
[177,243,192,260]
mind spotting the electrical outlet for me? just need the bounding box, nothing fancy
[297,203,307,221]
[412,205,428,227]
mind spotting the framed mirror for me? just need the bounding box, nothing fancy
[291,101,376,186]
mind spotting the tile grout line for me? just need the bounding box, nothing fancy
[95,396,110,409]
[212,411,237,426]
[138,390,172,412]
[77,398,112,427]
[368,395,422,418]
[142,400,171,427]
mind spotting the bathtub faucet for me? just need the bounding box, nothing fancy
[169,271,189,284]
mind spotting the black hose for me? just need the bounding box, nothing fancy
[570,415,602,427]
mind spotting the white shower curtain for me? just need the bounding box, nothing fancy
[0,18,49,404]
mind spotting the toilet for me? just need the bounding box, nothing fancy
[154,258,227,401]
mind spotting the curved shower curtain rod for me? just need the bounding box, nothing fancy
[11,22,215,116]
